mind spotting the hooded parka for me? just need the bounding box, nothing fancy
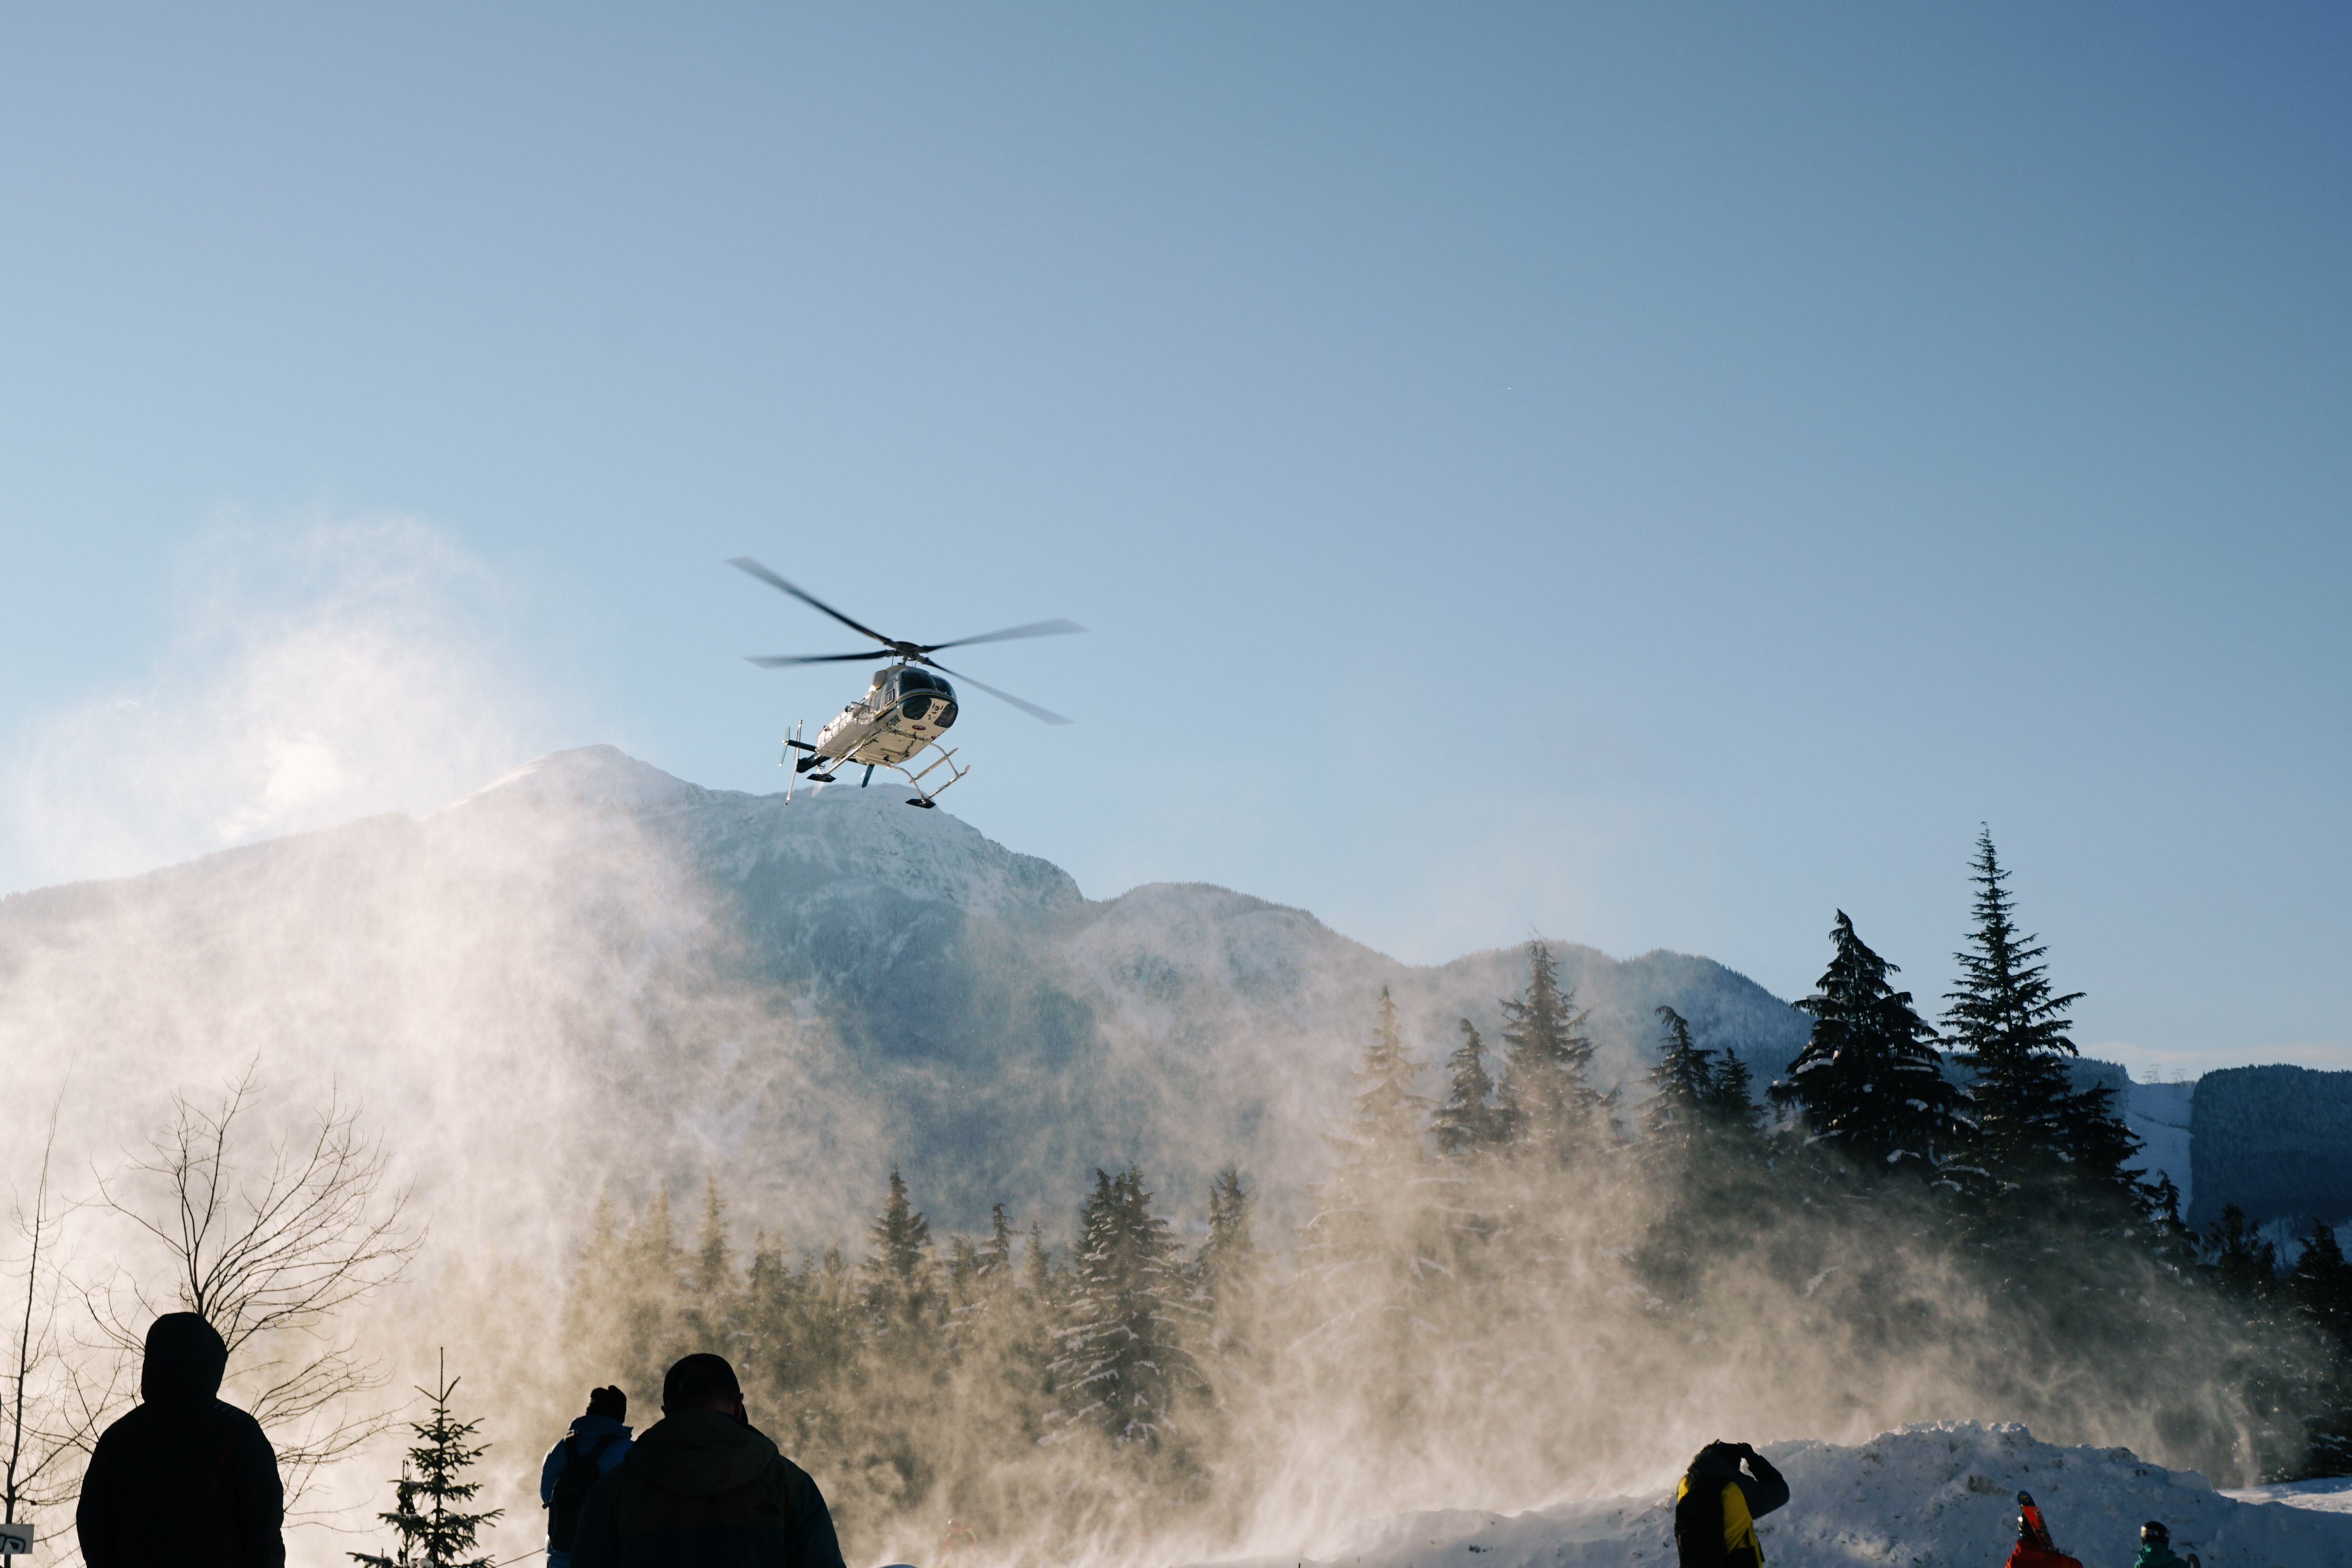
[76,1312,285,1568]
[569,1407,846,1568]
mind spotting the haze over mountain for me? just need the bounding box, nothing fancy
[0,745,1811,1250]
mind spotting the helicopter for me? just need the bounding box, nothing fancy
[727,557,1085,808]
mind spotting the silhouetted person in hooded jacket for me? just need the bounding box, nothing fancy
[77,1312,285,1568]
[1675,1441,1788,1568]
[571,1353,845,1568]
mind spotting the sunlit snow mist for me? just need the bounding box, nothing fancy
[0,559,2298,1568]
[3,514,539,890]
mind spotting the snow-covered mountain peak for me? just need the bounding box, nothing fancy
[440,742,711,819]
[668,773,1084,918]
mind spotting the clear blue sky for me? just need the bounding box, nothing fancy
[3,5,2345,1078]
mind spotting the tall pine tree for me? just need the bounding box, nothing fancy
[1495,941,1614,1162]
[1776,911,1970,1182]
[1943,829,2143,1219]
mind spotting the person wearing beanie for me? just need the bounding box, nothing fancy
[542,1385,636,1568]
[2133,1519,2196,1568]
[570,1353,846,1568]
[75,1312,285,1568]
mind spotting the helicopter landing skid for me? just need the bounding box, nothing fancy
[781,724,836,801]
[888,742,968,809]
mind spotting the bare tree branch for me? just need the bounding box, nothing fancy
[91,1065,424,1507]
[5,1088,120,1566]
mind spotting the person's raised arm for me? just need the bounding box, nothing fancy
[1734,1444,1790,1518]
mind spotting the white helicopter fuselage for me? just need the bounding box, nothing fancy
[813,666,959,767]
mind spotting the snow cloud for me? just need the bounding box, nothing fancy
[2,512,537,889]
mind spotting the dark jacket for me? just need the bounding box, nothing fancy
[542,1413,636,1506]
[1675,1446,1790,1568]
[76,1313,285,1568]
[569,1408,846,1568]
[2133,1545,2190,1568]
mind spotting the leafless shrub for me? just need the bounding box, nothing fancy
[4,1093,121,1567]
[91,1066,422,1504]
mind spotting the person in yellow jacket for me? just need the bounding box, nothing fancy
[1674,1441,1790,1568]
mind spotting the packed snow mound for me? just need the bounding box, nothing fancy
[1278,1424,2352,1568]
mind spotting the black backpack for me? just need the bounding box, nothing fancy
[547,1432,622,1550]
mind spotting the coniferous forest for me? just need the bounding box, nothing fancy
[548,831,2352,1564]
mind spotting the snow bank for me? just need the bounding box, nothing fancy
[2226,1475,2352,1519]
[1238,1424,2352,1568]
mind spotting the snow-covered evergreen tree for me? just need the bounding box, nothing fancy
[1777,910,1970,1183]
[349,1353,500,1568]
[1049,1167,1204,1450]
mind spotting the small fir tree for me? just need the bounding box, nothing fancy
[2289,1221,2352,1476]
[1193,1164,1262,1402]
[694,1174,734,1295]
[862,1168,936,1334]
[2292,1221,2352,1354]
[1702,1048,1761,1134]
[1432,1019,1505,1155]
[1195,1165,1258,1326]
[978,1203,1018,1283]
[1312,988,1433,1231]
[1495,941,1614,1161]
[2206,1205,2282,1304]
[350,1352,500,1568]
[1776,911,1971,1182]
[1022,1220,1056,1303]
[1340,988,1432,1163]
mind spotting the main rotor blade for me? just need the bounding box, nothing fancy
[925,659,1073,726]
[920,618,1088,654]
[726,558,898,649]
[744,652,893,668]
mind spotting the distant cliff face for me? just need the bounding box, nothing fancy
[0,746,1809,1251]
[2188,1066,2352,1233]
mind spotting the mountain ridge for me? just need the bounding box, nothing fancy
[0,746,1810,1247]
